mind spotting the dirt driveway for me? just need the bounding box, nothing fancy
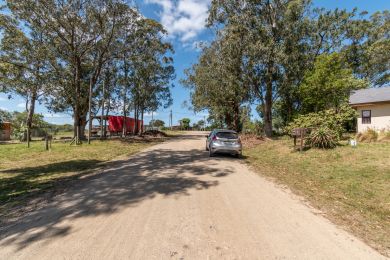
[0,132,385,259]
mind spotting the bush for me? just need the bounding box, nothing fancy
[242,120,263,136]
[306,127,338,149]
[356,128,378,143]
[378,129,390,141]
[285,104,357,138]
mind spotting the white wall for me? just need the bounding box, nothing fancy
[356,103,390,132]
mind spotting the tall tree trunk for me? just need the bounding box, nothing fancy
[87,77,93,144]
[134,103,139,135]
[73,57,82,140]
[233,102,240,132]
[133,104,137,135]
[139,108,144,136]
[122,90,127,138]
[79,115,87,138]
[225,112,233,130]
[100,79,105,139]
[26,91,37,147]
[263,72,273,137]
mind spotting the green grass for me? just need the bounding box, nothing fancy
[0,138,161,215]
[245,138,390,256]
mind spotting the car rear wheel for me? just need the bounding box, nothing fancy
[209,147,214,157]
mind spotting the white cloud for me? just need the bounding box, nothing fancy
[145,0,210,42]
[0,107,9,111]
[0,97,7,101]
[17,103,26,108]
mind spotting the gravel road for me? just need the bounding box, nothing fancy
[0,132,385,259]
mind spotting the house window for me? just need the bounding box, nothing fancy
[362,110,371,124]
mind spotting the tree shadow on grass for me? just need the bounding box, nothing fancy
[0,147,234,251]
[0,160,104,204]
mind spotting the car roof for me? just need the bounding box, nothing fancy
[213,129,237,133]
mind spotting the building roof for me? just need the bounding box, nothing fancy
[349,86,390,105]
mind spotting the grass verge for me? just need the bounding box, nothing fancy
[0,138,162,218]
[245,138,390,256]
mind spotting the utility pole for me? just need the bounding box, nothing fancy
[151,111,154,129]
[169,110,173,130]
[203,115,206,131]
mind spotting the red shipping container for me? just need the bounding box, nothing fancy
[108,116,143,134]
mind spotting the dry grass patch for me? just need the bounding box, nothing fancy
[245,138,390,256]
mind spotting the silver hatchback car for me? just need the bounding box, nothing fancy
[206,129,242,157]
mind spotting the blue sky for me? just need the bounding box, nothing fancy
[0,0,389,126]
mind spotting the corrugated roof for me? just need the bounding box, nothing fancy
[349,86,390,105]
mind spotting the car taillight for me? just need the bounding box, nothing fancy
[212,135,217,141]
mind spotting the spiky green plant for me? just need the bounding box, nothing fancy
[306,127,338,149]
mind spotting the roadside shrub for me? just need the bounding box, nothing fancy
[378,129,390,141]
[383,131,390,140]
[306,127,338,149]
[356,128,378,143]
[285,104,357,138]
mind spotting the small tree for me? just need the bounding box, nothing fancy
[180,118,191,130]
[299,53,368,113]
[150,119,165,128]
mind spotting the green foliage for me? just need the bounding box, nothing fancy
[207,0,361,136]
[345,11,390,87]
[242,120,263,136]
[357,129,379,143]
[300,53,368,113]
[286,104,357,138]
[306,127,338,149]
[182,32,247,132]
[0,109,12,123]
[10,112,50,140]
[192,120,205,130]
[150,119,165,128]
[2,1,174,138]
[180,118,191,130]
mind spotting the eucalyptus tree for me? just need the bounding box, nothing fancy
[127,18,174,135]
[207,0,357,136]
[0,12,52,146]
[5,0,138,140]
[183,24,249,132]
[345,10,390,87]
[85,1,137,143]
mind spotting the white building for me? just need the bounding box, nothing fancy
[349,87,390,132]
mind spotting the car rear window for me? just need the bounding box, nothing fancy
[216,132,238,139]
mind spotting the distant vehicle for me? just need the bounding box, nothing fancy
[206,129,242,158]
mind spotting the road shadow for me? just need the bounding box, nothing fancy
[0,147,234,251]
